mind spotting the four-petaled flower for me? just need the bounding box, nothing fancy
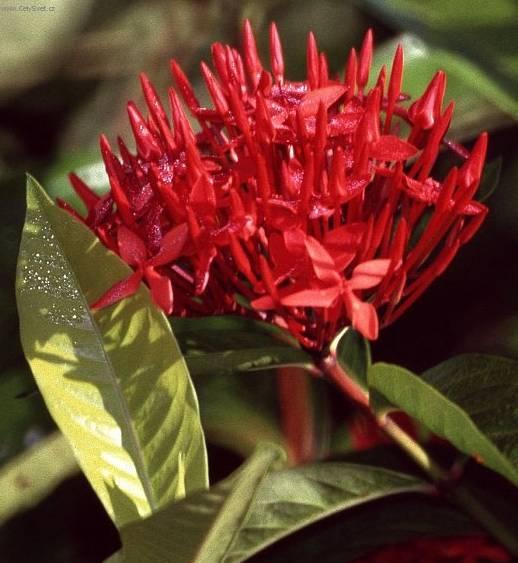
[63,21,488,350]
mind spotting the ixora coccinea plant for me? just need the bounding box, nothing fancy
[15,20,518,563]
[60,22,488,347]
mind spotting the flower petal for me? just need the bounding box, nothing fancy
[91,269,143,310]
[344,290,379,340]
[350,259,391,289]
[283,229,307,254]
[149,222,189,266]
[370,135,418,161]
[462,200,487,216]
[69,172,100,211]
[118,226,147,266]
[328,111,363,136]
[338,174,371,204]
[403,175,441,205]
[190,174,217,214]
[305,236,341,283]
[281,286,341,308]
[324,222,365,249]
[299,85,347,117]
[251,295,276,310]
[145,266,174,314]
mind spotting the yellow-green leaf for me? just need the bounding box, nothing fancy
[16,176,208,527]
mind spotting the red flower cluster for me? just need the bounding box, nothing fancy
[354,535,510,563]
[63,21,488,350]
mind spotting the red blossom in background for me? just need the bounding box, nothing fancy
[353,535,510,563]
[62,21,488,350]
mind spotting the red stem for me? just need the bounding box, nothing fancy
[319,355,370,408]
[276,366,316,464]
[318,352,518,556]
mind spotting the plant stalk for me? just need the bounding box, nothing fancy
[320,354,370,408]
[276,366,316,464]
[320,354,518,557]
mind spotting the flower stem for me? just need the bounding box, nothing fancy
[319,354,370,408]
[277,366,316,464]
[320,354,518,557]
[377,413,446,482]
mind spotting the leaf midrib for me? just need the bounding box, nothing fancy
[195,450,278,562]
[38,183,158,514]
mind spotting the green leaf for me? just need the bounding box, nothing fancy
[172,316,313,377]
[117,457,424,563]
[186,347,313,378]
[104,553,124,563]
[331,326,371,389]
[118,443,285,563]
[225,463,425,562]
[193,370,284,457]
[363,0,518,120]
[372,34,513,140]
[247,493,478,563]
[368,355,518,484]
[0,431,78,524]
[172,316,303,455]
[16,176,208,527]
[172,316,298,349]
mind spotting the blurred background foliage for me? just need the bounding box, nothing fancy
[1,0,517,561]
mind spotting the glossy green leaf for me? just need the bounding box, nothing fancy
[186,347,313,378]
[104,553,124,563]
[171,316,298,348]
[373,34,513,140]
[368,355,518,484]
[364,0,518,119]
[172,316,302,455]
[118,443,285,563]
[331,326,371,389]
[193,370,284,457]
[225,463,424,562]
[0,431,78,524]
[172,316,313,377]
[248,493,479,562]
[16,176,208,527]
[116,457,424,563]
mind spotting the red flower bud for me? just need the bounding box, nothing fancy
[67,22,488,350]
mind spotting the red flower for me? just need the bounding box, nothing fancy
[353,535,510,563]
[63,22,488,350]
